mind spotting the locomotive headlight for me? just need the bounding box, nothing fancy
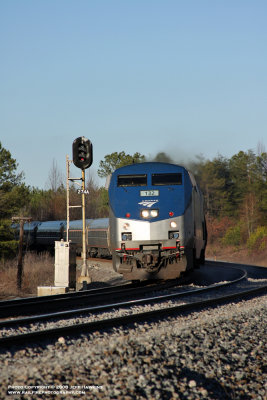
[141,209,159,218]
[141,210,150,218]
[150,209,159,218]
[170,221,177,228]
[123,222,130,230]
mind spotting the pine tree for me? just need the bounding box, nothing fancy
[0,142,30,258]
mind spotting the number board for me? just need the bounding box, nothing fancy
[77,189,90,195]
[140,190,159,197]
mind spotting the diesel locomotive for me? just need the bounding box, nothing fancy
[108,162,207,280]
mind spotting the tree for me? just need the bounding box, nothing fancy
[200,155,233,217]
[97,152,145,178]
[228,150,263,235]
[85,181,109,218]
[26,188,51,221]
[254,151,267,225]
[199,149,267,243]
[46,159,64,192]
[0,143,25,188]
[0,142,30,258]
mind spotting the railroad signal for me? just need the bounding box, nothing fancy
[72,137,93,169]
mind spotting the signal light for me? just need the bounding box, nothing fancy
[72,137,93,169]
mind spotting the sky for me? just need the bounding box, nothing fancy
[1,0,266,189]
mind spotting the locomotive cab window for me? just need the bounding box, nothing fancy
[117,174,147,187]
[152,173,182,186]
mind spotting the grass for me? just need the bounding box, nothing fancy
[0,252,54,299]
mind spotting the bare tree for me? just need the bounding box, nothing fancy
[46,159,64,192]
[257,140,266,156]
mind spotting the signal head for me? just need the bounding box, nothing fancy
[72,137,93,169]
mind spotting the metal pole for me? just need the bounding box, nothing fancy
[81,168,87,275]
[12,217,32,291]
[66,155,70,242]
[17,220,24,290]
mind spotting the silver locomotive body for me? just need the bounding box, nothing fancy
[109,212,187,280]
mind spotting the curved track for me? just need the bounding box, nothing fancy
[0,280,181,319]
[0,262,266,348]
[0,263,245,320]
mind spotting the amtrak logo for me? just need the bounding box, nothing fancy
[138,200,159,208]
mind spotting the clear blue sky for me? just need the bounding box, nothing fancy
[1,0,266,188]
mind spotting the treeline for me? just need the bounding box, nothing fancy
[147,149,267,251]
[0,142,266,258]
[190,150,267,251]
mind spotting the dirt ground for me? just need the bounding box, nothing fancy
[206,244,267,267]
[77,258,125,288]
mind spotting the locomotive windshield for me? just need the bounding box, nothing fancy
[152,173,182,185]
[117,174,147,187]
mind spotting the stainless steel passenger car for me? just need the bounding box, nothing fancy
[12,221,40,248]
[87,218,110,258]
[35,221,66,249]
[65,218,110,257]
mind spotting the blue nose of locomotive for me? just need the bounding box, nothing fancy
[108,162,192,221]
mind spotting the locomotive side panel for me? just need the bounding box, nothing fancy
[188,171,207,264]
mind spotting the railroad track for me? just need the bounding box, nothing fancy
[0,262,244,320]
[0,262,266,348]
[0,279,180,319]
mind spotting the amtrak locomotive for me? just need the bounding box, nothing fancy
[108,162,207,280]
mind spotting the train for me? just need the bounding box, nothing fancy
[12,218,110,258]
[12,162,207,281]
[108,162,207,280]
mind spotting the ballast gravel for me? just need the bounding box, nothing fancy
[0,294,266,399]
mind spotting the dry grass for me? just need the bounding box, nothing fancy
[206,243,267,267]
[0,252,54,299]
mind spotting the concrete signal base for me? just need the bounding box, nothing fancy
[37,286,69,296]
